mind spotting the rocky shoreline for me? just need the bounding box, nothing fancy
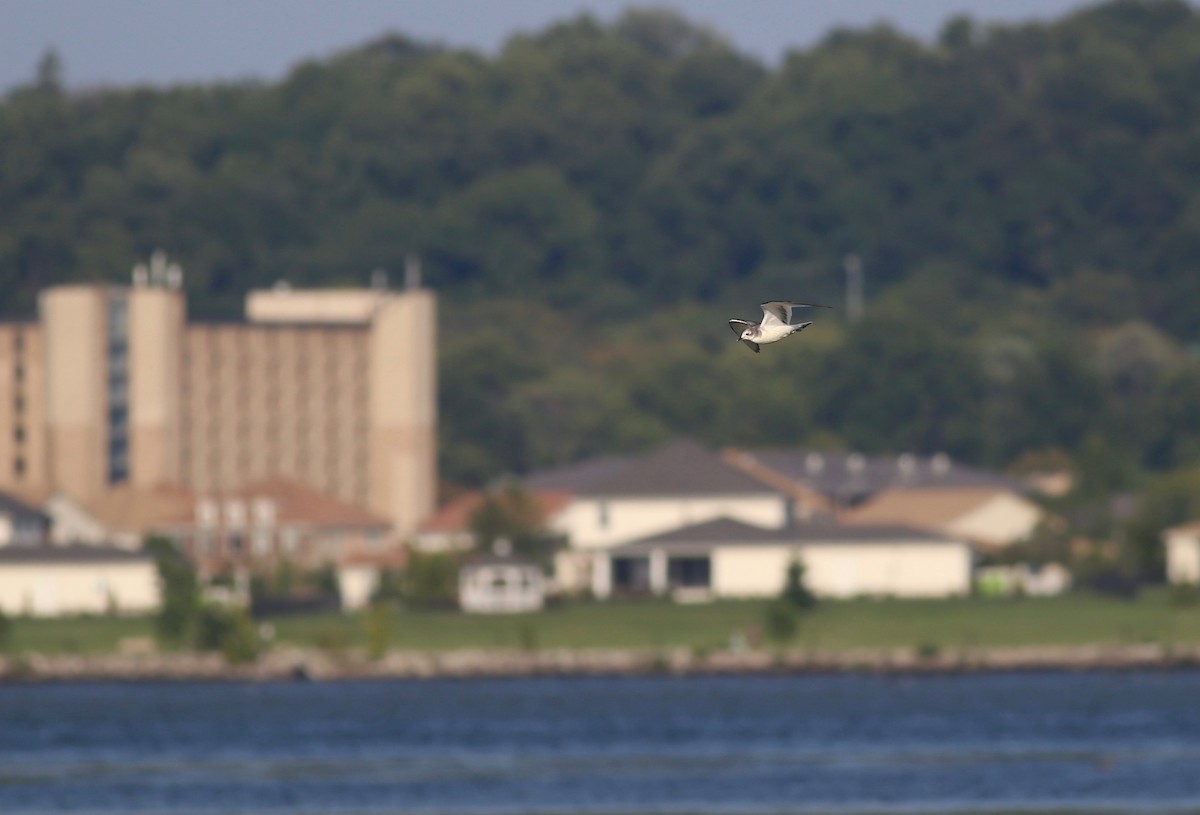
[3,642,1199,682]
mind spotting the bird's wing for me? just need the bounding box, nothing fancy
[759,302,790,327]
[741,339,761,353]
[728,319,756,336]
[761,300,831,326]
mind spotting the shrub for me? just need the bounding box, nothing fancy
[364,601,394,660]
[402,551,461,609]
[782,560,817,610]
[0,608,10,651]
[195,604,261,663]
[144,536,200,645]
[763,600,798,644]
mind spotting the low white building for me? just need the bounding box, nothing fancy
[459,554,546,614]
[0,543,160,617]
[596,517,973,600]
[539,440,792,594]
[1164,522,1200,584]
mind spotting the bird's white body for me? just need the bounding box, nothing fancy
[753,322,801,344]
[728,300,830,353]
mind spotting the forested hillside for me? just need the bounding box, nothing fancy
[2,0,1199,504]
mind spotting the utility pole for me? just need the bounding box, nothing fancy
[843,253,864,324]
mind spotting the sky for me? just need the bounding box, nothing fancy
[0,0,1147,93]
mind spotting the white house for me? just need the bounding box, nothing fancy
[536,440,792,594]
[596,517,973,600]
[459,554,546,613]
[0,543,160,617]
[1164,522,1200,584]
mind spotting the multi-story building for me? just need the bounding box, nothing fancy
[0,253,437,537]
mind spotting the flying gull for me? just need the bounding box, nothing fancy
[729,301,831,353]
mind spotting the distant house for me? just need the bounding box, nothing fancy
[0,490,50,547]
[595,517,972,600]
[459,551,546,613]
[840,486,1042,550]
[77,484,197,550]
[0,543,160,617]
[530,440,792,595]
[412,488,572,553]
[1164,522,1200,584]
[153,477,398,578]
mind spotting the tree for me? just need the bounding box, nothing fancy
[401,551,460,609]
[144,536,200,646]
[782,559,816,610]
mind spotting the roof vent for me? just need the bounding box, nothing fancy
[897,453,917,479]
[805,453,825,475]
[404,253,422,289]
[931,453,951,476]
[847,453,866,475]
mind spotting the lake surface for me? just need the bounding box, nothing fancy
[1,671,1199,814]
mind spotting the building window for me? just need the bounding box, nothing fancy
[598,502,610,529]
[14,456,25,477]
[282,528,299,555]
[106,293,130,485]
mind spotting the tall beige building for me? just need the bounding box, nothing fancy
[0,255,437,536]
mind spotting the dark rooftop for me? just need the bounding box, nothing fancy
[581,439,780,498]
[610,516,959,555]
[0,491,49,524]
[0,543,152,564]
[736,449,1027,505]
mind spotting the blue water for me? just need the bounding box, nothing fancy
[1,671,1199,814]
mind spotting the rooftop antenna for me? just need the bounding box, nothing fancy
[149,249,168,286]
[404,253,422,289]
[843,253,864,324]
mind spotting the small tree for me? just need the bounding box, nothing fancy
[144,535,200,646]
[763,600,798,644]
[782,559,816,610]
[195,603,261,664]
[0,607,11,651]
[364,601,394,659]
[469,483,556,565]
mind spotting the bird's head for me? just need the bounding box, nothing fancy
[740,328,753,341]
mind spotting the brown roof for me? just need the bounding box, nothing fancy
[215,477,391,529]
[84,484,198,534]
[419,489,572,534]
[840,486,1017,530]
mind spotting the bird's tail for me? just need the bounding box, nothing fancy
[791,321,813,334]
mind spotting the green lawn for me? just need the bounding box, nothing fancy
[4,614,155,655]
[269,590,1200,653]
[5,591,1200,655]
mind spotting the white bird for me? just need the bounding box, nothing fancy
[729,301,831,353]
